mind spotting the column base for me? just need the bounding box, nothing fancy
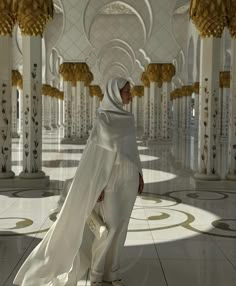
[19,170,46,179]
[0,171,15,179]
[61,137,88,144]
[226,174,236,181]
[0,175,50,189]
[194,172,220,180]
[190,176,236,190]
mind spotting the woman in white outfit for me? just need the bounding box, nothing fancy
[14,77,144,286]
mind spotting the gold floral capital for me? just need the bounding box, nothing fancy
[84,71,94,87]
[0,0,15,36]
[13,0,54,36]
[131,86,144,97]
[12,70,22,87]
[161,64,175,83]
[227,0,236,37]
[74,63,90,82]
[146,64,162,87]
[141,72,150,87]
[220,71,230,88]
[192,82,199,94]
[59,63,75,82]
[190,0,228,38]
[89,85,102,99]
[181,85,194,97]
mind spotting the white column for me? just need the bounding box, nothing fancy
[20,36,45,178]
[0,35,14,178]
[149,82,161,140]
[161,82,171,139]
[71,85,76,136]
[92,95,98,126]
[227,39,236,179]
[194,92,199,130]
[44,95,51,130]
[132,96,138,127]
[76,81,84,139]
[63,81,72,139]
[195,37,221,179]
[84,86,90,137]
[186,95,192,130]
[143,86,149,138]
[11,85,19,138]
[18,88,23,133]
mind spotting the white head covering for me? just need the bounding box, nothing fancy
[99,77,130,113]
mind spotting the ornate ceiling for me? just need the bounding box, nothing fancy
[13,0,192,89]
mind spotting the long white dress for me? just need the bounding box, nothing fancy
[13,77,142,286]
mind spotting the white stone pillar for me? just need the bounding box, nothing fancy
[11,85,19,138]
[195,37,221,179]
[186,94,192,130]
[132,95,138,127]
[227,39,236,179]
[19,36,45,178]
[0,35,14,178]
[71,84,76,136]
[143,86,150,138]
[193,83,200,131]
[18,88,23,133]
[161,82,171,139]
[76,80,84,139]
[63,81,72,139]
[84,86,90,137]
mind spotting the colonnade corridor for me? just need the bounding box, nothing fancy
[0,127,236,286]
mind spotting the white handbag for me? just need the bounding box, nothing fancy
[86,210,108,240]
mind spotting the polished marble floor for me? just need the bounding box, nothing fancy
[1,128,236,286]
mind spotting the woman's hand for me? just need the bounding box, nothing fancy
[138,173,144,195]
[97,190,105,202]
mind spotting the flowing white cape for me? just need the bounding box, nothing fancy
[14,78,142,286]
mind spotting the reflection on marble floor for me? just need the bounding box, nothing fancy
[1,129,236,286]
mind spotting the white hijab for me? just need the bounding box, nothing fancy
[99,77,130,113]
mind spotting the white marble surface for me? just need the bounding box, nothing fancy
[0,128,236,286]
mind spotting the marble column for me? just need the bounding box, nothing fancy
[0,37,15,178]
[63,81,72,139]
[193,82,200,131]
[146,64,162,141]
[59,63,74,141]
[131,85,144,128]
[19,36,45,177]
[190,0,227,180]
[71,83,76,136]
[90,85,102,127]
[219,71,230,139]
[160,64,175,140]
[227,38,236,179]
[195,38,221,179]
[18,87,23,133]
[84,72,93,136]
[11,85,19,138]
[143,86,150,138]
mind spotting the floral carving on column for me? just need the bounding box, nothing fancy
[146,64,162,140]
[0,1,15,177]
[84,71,93,135]
[59,63,74,139]
[141,71,150,138]
[161,64,175,139]
[74,63,90,138]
